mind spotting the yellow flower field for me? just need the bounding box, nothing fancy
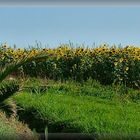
[0,43,140,89]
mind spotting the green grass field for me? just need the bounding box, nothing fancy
[12,79,140,139]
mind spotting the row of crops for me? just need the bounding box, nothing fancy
[0,43,140,89]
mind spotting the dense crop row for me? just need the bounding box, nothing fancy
[0,43,140,88]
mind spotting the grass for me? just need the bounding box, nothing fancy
[13,78,140,139]
[0,112,18,140]
[0,111,38,140]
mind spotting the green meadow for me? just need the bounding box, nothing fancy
[12,79,140,139]
[0,44,140,140]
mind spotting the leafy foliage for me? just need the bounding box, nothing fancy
[0,43,140,89]
[0,46,50,116]
[0,81,19,103]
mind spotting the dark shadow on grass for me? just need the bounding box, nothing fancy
[17,107,96,140]
[17,107,47,133]
[17,107,46,140]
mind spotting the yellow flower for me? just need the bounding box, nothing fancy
[119,58,123,63]
[126,67,129,71]
[114,62,118,66]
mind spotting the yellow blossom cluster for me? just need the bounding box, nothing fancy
[0,43,140,88]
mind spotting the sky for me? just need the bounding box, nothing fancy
[0,7,140,48]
